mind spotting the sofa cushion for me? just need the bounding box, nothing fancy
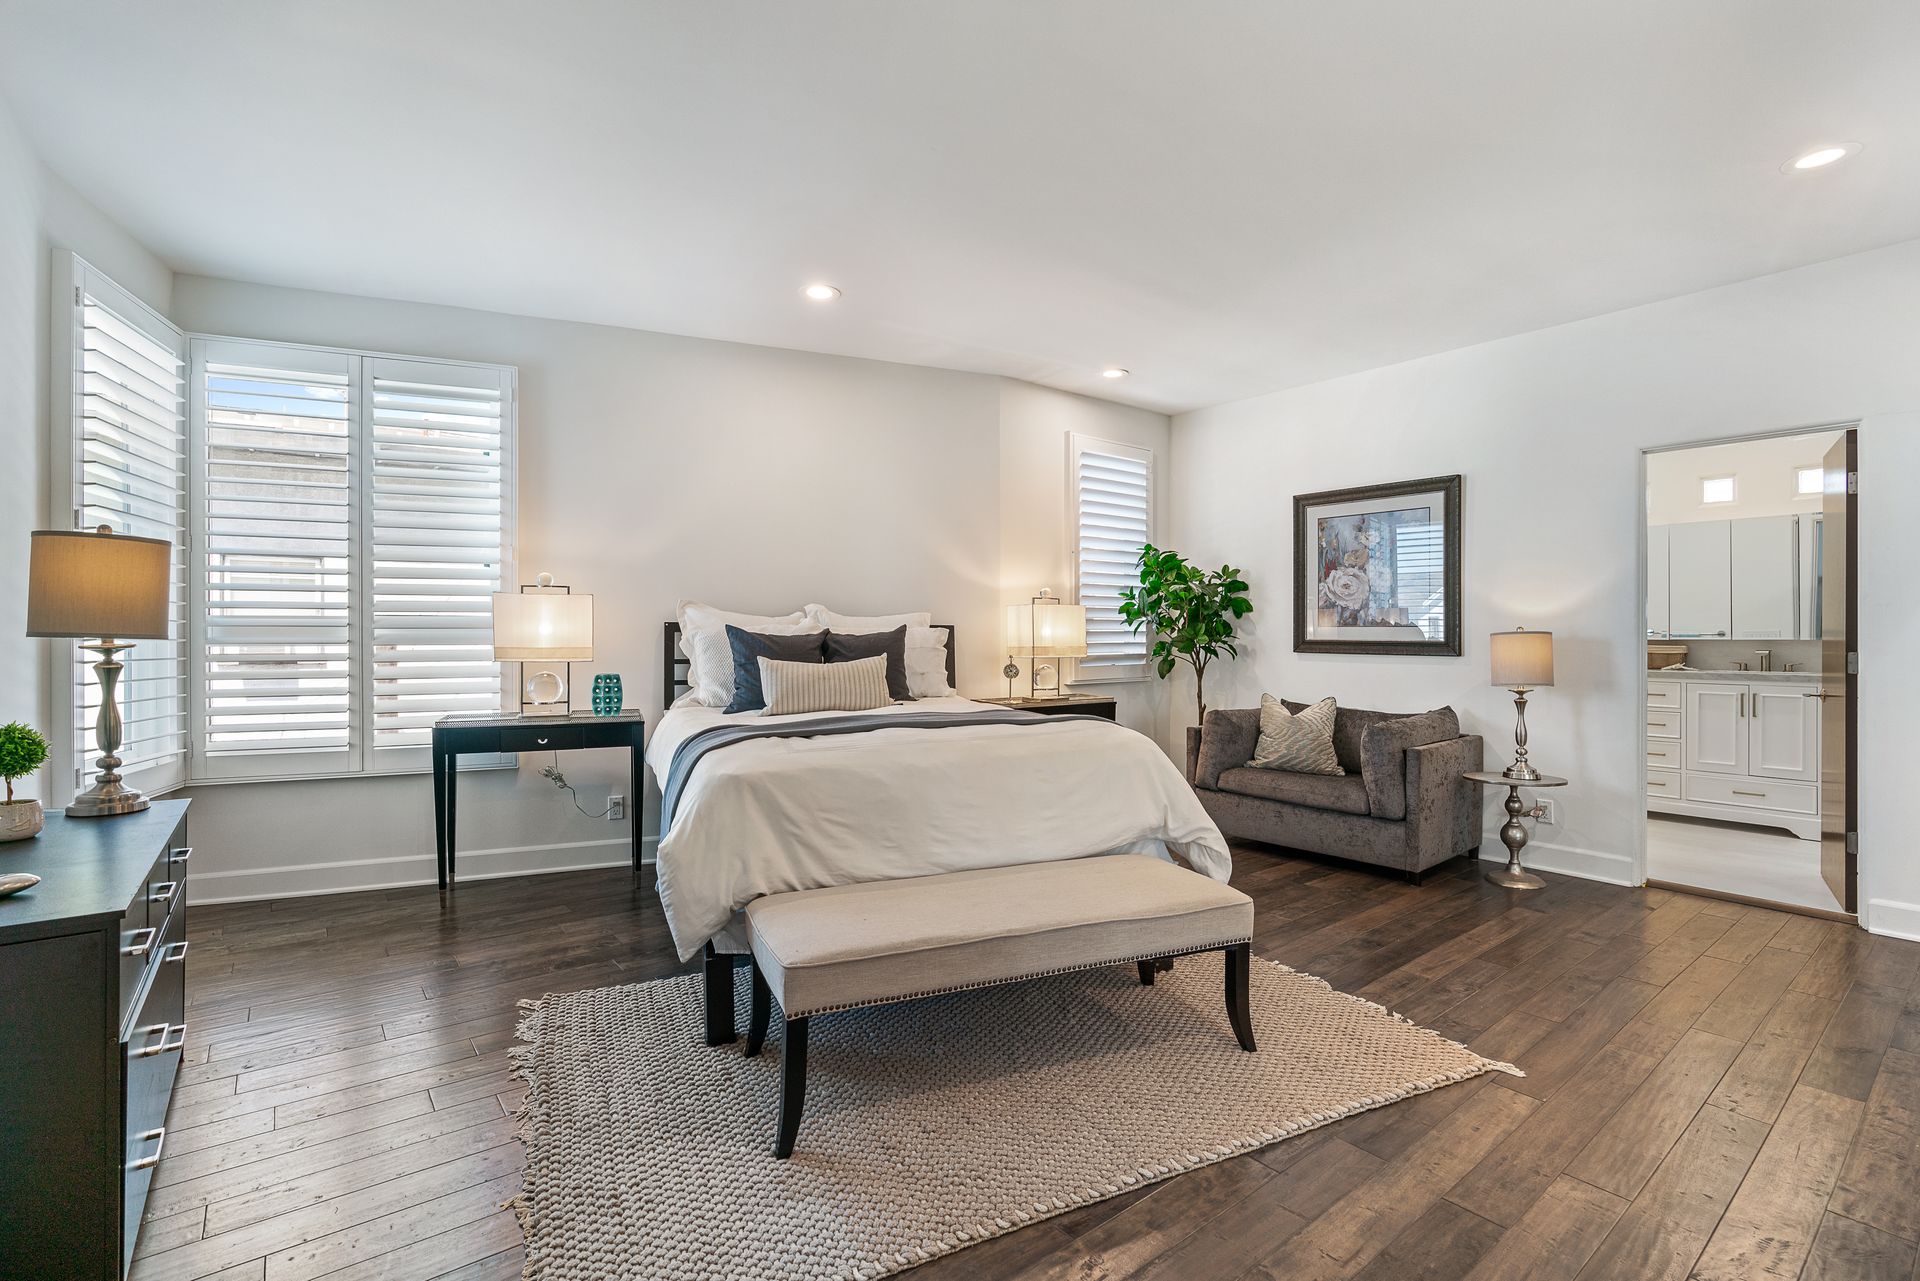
[1360,707,1462,820]
[1216,766,1372,816]
[1283,700,1395,773]
[1195,707,1261,788]
[1251,694,1344,775]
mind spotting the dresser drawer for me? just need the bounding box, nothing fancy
[1644,739,1680,770]
[122,904,186,1276]
[1645,707,1682,739]
[1646,769,1681,799]
[1647,680,1683,711]
[1684,772,1818,815]
[501,724,583,753]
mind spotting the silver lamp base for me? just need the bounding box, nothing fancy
[67,641,149,818]
[65,779,149,817]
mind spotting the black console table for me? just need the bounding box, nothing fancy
[431,710,646,889]
[0,799,192,1278]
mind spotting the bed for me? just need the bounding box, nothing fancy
[650,620,1233,1041]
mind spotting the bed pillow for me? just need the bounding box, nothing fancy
[803,604,933,631]
[760,654,891,716]
[677,601,810,707]
[1249,694,1345,776]
[905,625,954,698]
[724,626,828,714]
[823,627,910,701]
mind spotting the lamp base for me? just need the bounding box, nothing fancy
[1502,761,1542,782]
[65,780,149,818]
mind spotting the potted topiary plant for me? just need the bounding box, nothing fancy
[0,721,51,842]
[1116,545,1252,779]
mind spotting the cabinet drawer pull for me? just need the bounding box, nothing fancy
[133,1022,187,1057]
[535,736,550,745]
[149,880,179,907]
[164,940,190,964]
[1732,789,1767,797]
[1648,750,1669,758]
[123,927,157,958]
[171,845,193,864]
[128,1127,166,1171]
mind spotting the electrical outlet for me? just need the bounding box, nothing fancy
[607,794,626,821]
[1533,798,1558,825]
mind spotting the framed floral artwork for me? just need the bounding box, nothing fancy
[1293,474,1462,656]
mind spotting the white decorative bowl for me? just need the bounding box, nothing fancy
[0,799,44,842]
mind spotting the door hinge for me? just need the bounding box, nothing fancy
[74,285,82,306]
[1847,651,1859,675]
[1846,831,1859,856]
[1847,470,1859,495]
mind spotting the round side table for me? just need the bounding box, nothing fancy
[1463,770,1568,890]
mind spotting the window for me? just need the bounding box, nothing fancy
[1700,475,1736,505]
[188,339,515,780]
[1070,435,1154,677]
[52,258,190,799]
[1796,465,1824,497]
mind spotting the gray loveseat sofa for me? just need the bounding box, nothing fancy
[1186,702,1484,882]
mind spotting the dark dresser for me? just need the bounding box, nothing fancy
[0,799,191,1279]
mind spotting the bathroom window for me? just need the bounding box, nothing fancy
[1795,465,1823,497]
[1700,475,1736,505]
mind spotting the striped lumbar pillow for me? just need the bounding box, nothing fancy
[1250,693,1345,775]
[760,653,892,716]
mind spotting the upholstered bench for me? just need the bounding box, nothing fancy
[741,855,1256,1157]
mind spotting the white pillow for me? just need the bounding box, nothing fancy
[803,604,933,631]
[676,601,809,708]
[760,654,891,716]
[905,625,954,699]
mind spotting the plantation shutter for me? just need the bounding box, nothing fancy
[190,342,356,779]
[62,262,189,796]
[368,358,511,763]
[1071,435,1154,674]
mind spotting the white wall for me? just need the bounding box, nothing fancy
[1646,430,1842,525]
[1,101,174,785]
[1170,237,1920,940]
[166,275,1168,900]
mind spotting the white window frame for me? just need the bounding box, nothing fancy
[1700,474,1737,505]
[1795,465,1824,497]
[48,254,190,803]
[1067,433,1155,684]
[185,334,518,784]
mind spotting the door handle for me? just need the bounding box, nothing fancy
[1738,692,1747,717]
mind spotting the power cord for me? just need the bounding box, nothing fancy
[539,754,615,819]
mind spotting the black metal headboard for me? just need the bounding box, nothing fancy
[663,621,957,707]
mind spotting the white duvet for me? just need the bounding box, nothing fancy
[648,697,1232,960]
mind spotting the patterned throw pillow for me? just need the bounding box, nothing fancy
[759,654,892,716]
[1250,694,1345,775]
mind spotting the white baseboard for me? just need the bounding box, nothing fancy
[188,835,661,905]
[1512,839,1638,887]
[1866,898,1920,942]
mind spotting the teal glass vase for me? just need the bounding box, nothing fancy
[591,673,622,716]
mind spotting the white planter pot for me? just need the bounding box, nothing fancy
[0,799,45,842]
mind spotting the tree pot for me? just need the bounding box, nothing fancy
[0,799,44,842]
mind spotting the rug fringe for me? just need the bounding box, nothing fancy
[507,994,552,1281]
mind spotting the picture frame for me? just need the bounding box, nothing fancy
[1293,474,1463,656]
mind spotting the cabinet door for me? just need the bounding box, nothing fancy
[1749,685,1819,782]
[1684,683,1748,775]
[1667,522,1731,639]
[1731,516,1796,639]
[1646,524,1671,638]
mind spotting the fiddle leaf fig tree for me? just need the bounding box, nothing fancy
[0,722,50,806]
[1116,545,1252,723]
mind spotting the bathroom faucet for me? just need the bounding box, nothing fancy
[1755,650,1772,672]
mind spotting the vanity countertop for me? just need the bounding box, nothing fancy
[1649,667,1821,684]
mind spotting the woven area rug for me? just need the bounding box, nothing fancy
[510,957,1520,1281]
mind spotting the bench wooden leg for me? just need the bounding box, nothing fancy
[1225,943,1256,1052]
[774,1015,809,1159]
[703,943,737,1046]
[1136,960,1156,986]
[745,958,771,1058]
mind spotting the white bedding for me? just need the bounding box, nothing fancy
[648,697,1232,960]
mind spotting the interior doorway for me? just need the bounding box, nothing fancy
[1640,425,1858,918]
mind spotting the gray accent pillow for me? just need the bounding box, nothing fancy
[761,654,891,716]
[724,625,826,714]
[1250,694,1345,776]
[1358,707,1461,819]
[823,627,910,701]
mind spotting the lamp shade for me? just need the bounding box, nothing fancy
[1006,600,1088,658]
[1490,628,1554,689]
[492,591,594,660]
[26,527,172,639]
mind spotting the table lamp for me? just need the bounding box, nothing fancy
[27,525,173,816]
[1490,627,1554,781]
[1003,589,1088,698]
[492,574,594,714]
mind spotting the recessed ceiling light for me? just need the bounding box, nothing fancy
[1101,368,1129,379]
[802,283,841,302]
[1784,142,1862,172]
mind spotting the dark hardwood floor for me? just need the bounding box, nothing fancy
[134,844,1920,1281]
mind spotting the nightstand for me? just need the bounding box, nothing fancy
[978,694,1118,720]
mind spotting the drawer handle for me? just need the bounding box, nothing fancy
[123,927,158,958]
[164,940,190,964]
[1648,751,1668,758]
[535,736,550,745]
[1732,789,1766,797]
[149,880,180,907]
[171,845,193,864]
[128,1126,166,1171]
[1649,779,1670,788]
[134,1022,187,1057]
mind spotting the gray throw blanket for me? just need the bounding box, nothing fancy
[659,709,1109,832]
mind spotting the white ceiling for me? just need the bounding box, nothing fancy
[4,1,1919,413]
